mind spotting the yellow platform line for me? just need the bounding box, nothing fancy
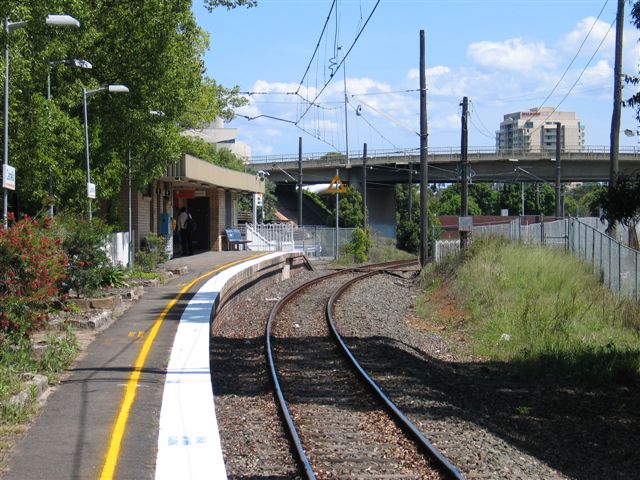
[100,253,267,479]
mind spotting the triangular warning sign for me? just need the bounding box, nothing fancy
[327,175,347,193]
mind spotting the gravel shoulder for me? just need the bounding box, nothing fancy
[333,272,640,480]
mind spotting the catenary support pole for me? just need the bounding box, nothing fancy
[335,168,340,259]
[610,0,624,186]
[419,29,429,267]
[555,122,562,218]
[298,136,303,226]
[362,143,368,229]
[408,161,413,223]
[460,96,469,250]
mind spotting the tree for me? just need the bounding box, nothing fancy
[431,184,481,216]
[327,186,363,228]
[497,183,555,216]
[0,0,251,219]
[395,184,440,255]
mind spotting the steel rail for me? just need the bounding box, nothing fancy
[265,259,421,479]
[326,262,465,480]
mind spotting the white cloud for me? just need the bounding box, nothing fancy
[563,17,615,58]
[581,59,612,87]
[467,38,557,72]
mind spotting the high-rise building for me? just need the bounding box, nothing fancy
[496,107,585,152]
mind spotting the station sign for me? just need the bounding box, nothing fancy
[174,189,196,199]
[2,164,15,190]
[459,216,473,232]
[87,182,96,199]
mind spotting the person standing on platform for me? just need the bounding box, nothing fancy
[177,207,194,256]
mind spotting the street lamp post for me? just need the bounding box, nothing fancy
[3,14,80,228]
[46,59,92,218]
[82,84,129,220]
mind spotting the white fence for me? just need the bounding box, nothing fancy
[244,223,355,258]
[105,231,131,267]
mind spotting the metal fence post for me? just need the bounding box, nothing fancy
[609,237,612,289]
[592,227,595,274]
[633,250,638,302]
[618,242,622,295]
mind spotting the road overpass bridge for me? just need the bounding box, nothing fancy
[247,146,640,238]
[248,146,640,184]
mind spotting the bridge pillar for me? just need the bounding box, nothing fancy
[350,173,397,238]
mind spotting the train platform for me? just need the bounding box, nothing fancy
[3,250,309,480]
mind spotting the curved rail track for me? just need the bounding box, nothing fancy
[266,260,464,479]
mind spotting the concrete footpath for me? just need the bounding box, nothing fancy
[3,251,264,480]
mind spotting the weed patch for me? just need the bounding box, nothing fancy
[420,237,640,384]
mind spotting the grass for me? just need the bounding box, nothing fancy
[419,236,640,384]
[336,234,416,266]
[0,328,78,422]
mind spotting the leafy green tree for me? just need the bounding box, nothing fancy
[431,184,481,216]
[564,183,606,217]
[395,184,440,255]
[0,0,251,220]
[327,186,363,228]
[179,137,244,171]
[497,183,556,216]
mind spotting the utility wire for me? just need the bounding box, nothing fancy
[534,0,609,113]
[350,102,400,149]
[354,96,419,135]
[296,0,381,124]
[295,0,337,94]
[352,89,420,96]
[529,14,616,137]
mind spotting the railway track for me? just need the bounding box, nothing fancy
[266,260,463,479]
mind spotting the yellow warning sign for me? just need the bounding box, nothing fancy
[327,175,347,194]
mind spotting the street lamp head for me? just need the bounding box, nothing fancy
[107,84,129,93]
[624,129,636,137]
[45,14,80,28]
[69,59,92,69]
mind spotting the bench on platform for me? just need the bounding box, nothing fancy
[224,228,251,251]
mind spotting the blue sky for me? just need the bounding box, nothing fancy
[193,0,640,157]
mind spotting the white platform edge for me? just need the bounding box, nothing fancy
[154,252,285,479]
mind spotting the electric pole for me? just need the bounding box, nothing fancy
[610,0,625,187]
[555,122,562,218]
[408,161,413,223]
[362,143,368,229]
[298,137,303,226]
[419,30,429,267]
[460,96,469,250]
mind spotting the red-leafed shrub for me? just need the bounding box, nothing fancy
[0,214,68,340]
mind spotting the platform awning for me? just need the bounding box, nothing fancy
[162,154,265,194]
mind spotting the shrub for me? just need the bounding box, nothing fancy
[0,215,68,340]
[55,216,113,297]
[343,227,372,263]
[135,234,167,272]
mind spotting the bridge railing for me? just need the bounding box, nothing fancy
[248,145,640,165]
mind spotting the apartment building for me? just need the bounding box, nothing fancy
[496,107,585,152]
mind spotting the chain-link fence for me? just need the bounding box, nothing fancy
[435,216,640,302]
[568,217,639,300]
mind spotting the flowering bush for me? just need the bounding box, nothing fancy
[0,214,68,339]
[55,216,114,297]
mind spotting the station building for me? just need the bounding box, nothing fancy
[120,153,264,254]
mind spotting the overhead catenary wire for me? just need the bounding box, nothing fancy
[533,0,610,114]
[528,14,616,137]
[296,0,381,124]
[295,0,337,95]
